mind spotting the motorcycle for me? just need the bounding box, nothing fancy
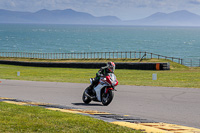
[82,73,118,106]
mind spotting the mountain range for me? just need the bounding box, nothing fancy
[0,9,121,25]
[125,10,200,26]
[1,9,200,26]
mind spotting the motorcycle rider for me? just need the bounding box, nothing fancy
[87,62,116,95]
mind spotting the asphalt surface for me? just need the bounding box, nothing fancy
[0,79,200,128]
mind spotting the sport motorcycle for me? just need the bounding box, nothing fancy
[82,73,118,106]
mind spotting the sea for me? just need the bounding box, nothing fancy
[0,24,199,60]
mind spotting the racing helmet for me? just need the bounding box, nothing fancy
[107,62,115,73]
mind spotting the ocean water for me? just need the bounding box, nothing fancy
[0,24,199,59]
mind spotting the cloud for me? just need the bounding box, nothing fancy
[189,0,200,4]
[0,0,183,12]
[0,0,16,9]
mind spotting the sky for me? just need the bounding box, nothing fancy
[1,0,200,20]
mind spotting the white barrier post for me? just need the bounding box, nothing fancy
[152,73,157,80]
[17,71,20,76]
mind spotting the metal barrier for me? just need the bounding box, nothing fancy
[0,51,198,67]
[182,58,200,67]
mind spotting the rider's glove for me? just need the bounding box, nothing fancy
[99,74,103,77]
[96,72,103,77]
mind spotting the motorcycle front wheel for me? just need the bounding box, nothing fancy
[82,88,92,104]
[101,89,114,106]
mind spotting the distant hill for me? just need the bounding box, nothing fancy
[1,9,200,26]
[126,10,200,26]
[0,9,122,25]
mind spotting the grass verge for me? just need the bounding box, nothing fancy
[0,102,139,133]
[0,57,183,63]
[0,58,199,88]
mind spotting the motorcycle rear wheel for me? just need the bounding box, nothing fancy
[101,89,114,106]
[82,88,92,104]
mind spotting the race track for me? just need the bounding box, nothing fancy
[0,79,199,128]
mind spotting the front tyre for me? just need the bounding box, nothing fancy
[82,88,91,104]
[101,89,114,106]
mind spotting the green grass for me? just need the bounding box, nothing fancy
[0,102,138,133]
[0,58,199,88]
[117,68,200,88]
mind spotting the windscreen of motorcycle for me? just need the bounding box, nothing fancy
[109,73,117,86]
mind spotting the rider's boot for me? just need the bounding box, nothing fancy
[85,85,96,99]
[86,84,93,95]
[89,84,94,93]
[87,77,98,97]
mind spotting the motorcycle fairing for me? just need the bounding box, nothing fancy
[94,83,104,101]
[93,73,118,102]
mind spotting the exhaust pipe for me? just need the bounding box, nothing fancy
[85,92,95,100]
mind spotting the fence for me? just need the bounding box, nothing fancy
[182,58,200,67]
[0,51,199,67]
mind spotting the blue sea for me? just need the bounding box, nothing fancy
[0,24,199,59]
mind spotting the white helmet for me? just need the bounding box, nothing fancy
[107,62,115,73]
